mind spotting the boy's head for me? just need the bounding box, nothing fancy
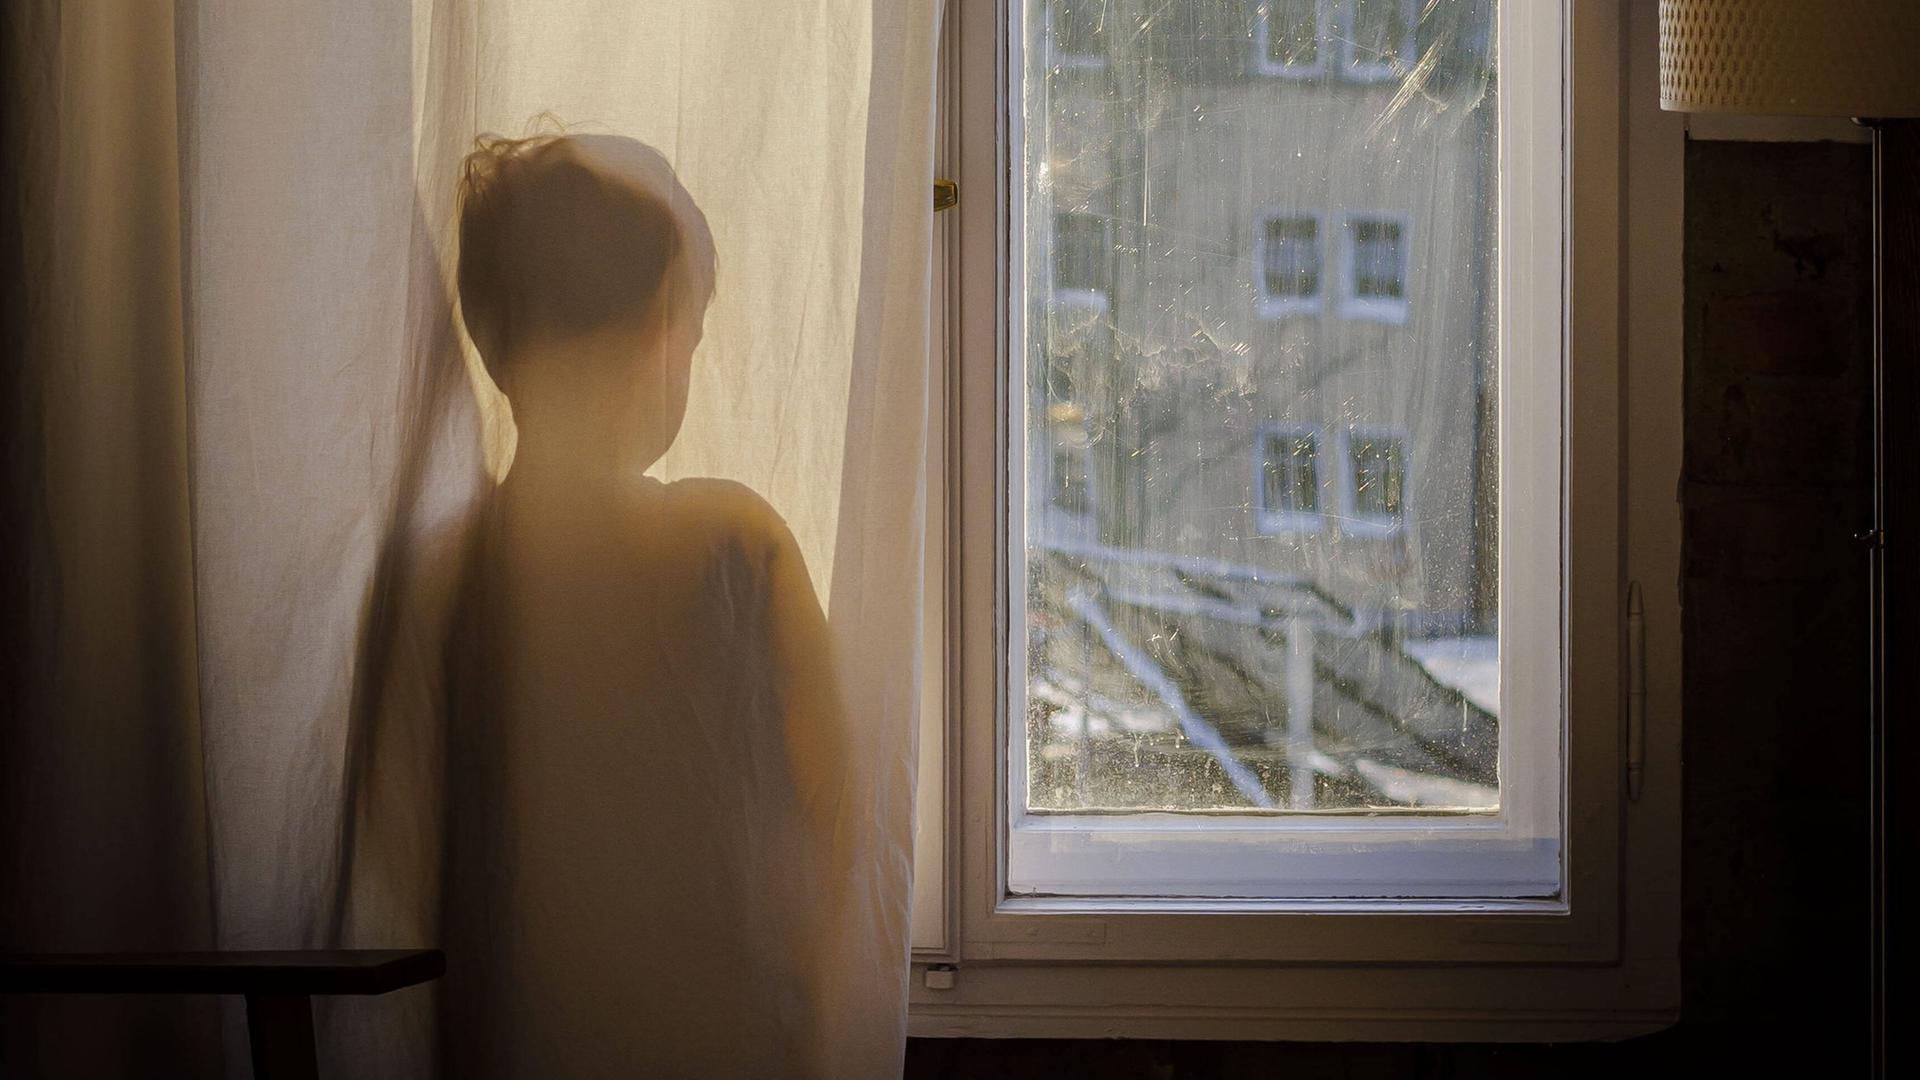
[455,133,715,395]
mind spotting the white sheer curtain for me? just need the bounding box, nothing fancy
[3,1,937,1075]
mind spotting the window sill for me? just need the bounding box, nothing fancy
[1336,297,1410,324]
[907,960,1679,1043]
[1255,296,1325,320]
[1252,509,1324,534]
[1252,61,1327,81]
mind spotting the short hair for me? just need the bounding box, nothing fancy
[455,133,713,383]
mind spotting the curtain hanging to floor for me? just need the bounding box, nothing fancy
[2,1,938,1075]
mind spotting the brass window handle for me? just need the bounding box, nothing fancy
[934,178,958,212]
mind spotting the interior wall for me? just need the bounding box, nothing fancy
[903,136,1875,1080]
[1676,137,1872,1048]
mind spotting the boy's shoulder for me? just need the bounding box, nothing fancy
[656,477,797,555]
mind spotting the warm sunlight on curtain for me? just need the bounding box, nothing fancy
[2,1,938,1076]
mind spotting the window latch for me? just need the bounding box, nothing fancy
[934,178,958,212]
[923,964,957,990]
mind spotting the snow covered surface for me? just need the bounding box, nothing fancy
[1402,634,1499,715]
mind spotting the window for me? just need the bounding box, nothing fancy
[1018,0,1540,903]
[1342,0,1416,81]
[917,0,1679,1040]
[1254,0,1326,77]
[1254,212,1322,316]
[1350,220,1405,299]
[1340,213,1410,321]
[1048,440,1091,516]
[1341,428,1406,535]
[1254,426,1324,533]
[1425,0,1495,81]
[1052,210,1111,306]
[1048,0,1107,70]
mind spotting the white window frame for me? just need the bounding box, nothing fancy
[1339,0,1419,83]
[1337,210,1412,323]
[1336,425,1410,538]
[1252,423,1327,534]
[1253,208,1325,318]
[1253,0,1330,79]
[911,0,1682,1041]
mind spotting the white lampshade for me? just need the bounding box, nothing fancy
[1659,0,1920,117]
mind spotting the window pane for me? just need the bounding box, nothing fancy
[1262,216,1320,299]
[1053,1,1108,61]
[1351,218,1405,299]
[1019,0,1503,829]
[1264,0,1320,68]
[1349,434,1405,520]
[1054,211,1110,296]
[1348,0,1410,72]
[1051,441,1092,515]
[1261,432,1319,514]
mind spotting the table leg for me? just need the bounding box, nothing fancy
[245,993,318,1080]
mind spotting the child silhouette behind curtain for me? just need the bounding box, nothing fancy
[442,132,855,1077]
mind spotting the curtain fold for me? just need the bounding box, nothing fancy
[1,0,222,1073]
[3,1,938,1075]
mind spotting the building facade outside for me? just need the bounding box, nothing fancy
[1021,0,1504,813]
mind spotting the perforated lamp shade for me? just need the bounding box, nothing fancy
[1659,0,1920,117]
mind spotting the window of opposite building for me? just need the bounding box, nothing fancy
[1342,428,1408,536]
[1049,0,1107,69]
[1050,440,1092,516]
[1255,211,1323,317]
[1255,426,1325,534]
[1052,210,1111,308]
[1343,0,1417,81]
[1254,0,1326,77]
[1340,212,1411,322]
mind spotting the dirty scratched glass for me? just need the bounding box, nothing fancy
[1020,0,1501,816]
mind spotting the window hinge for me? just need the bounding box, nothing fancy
[934,178,958,212]
[1627,581,1647,802]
